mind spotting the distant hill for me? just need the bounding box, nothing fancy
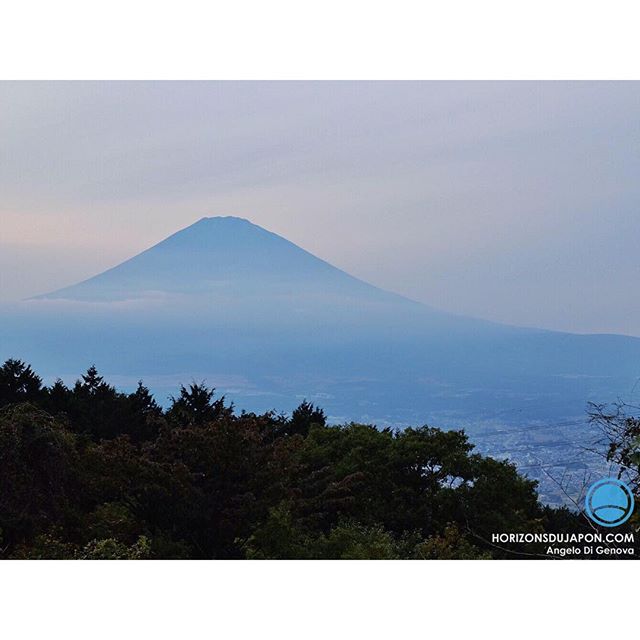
[4,216,640,428]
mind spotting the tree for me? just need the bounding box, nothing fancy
[79,365,106,394]
[0,404,77,552]
[166,382,232,427]
[288,400,326,437]
[60,367,163,442]
[589,401,640,491]
[414,524,491,559]
[0,359,44,407]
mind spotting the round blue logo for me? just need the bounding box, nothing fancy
[585,478,634,527]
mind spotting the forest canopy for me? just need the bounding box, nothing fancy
[0,358,628,559]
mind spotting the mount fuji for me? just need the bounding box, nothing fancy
[3,216,640,428]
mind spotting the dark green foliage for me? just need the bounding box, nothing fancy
[56,366,164,442]
[166,382,233,427]
[0,359,44,406]
[0,404,77,548]
[0,359,590,559]
[288,400,326,437]
[9,364,166,443]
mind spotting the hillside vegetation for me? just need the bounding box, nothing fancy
[0,359,621,560]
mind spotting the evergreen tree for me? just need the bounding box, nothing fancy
[0,359,44,407]
[290,400,326,436]
[166,382,232,426]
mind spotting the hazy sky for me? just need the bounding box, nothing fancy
[1,81,639,335]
